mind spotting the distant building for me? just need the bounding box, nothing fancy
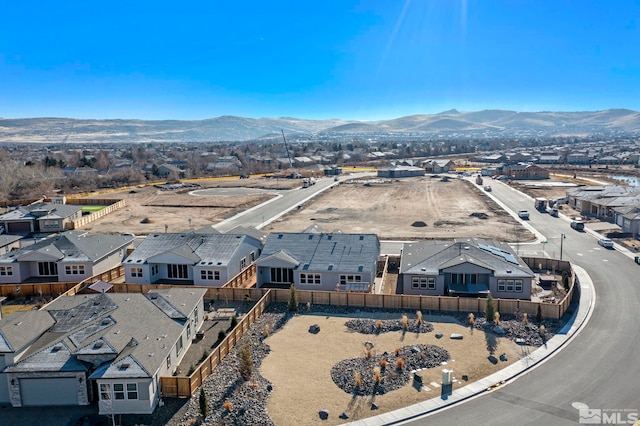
[377,164,426,179]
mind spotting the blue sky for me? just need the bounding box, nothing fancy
[1,1,639,120]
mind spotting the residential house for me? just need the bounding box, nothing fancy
[501,163,549,180]
[156,164,184,179]
[0,235,21,256]
[566,185,640,219]
[0,288,205,414]
[566,152,590,164]
[377,164,426,179]
[398,239,534,300]
[0,202,83,234]
[255,229,380,292]
[122,232,262,286]
[421,159,456,173]
[0,231,134,284]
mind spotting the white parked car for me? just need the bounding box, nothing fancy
[598,238,614,249]
[518,210,530,220]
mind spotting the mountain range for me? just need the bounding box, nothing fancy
[0,109,638,143]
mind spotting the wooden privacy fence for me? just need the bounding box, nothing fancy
[160,289,271,398]
[222,264,256,289]
[68,199,126,230]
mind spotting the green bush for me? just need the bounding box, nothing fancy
[485,295,496,325]
[288,284,298,312]
[218,330,226,341]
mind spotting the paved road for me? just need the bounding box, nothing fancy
[399,179,640,425]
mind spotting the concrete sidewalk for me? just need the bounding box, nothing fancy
[344,265,595,426]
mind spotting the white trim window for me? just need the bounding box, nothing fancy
[0,266,13,276]
[151,265,158,275]
[340,274,362,284]
[427,277,436,290]
[498,279,523,292]
[65,265,85,275]
[131,267,143,278]
[300,273,321,285]
[100,383,111,401]
[201,270,220,280]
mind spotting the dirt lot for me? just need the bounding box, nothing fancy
[264,176,531,242]
[261,314,524,425]
[80,177,299,235]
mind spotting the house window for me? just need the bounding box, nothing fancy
[65,265,85,275]
[131,267,143,278]
[187,323,191,340]
[43,220,59,229]
[100,383,111,400]
[168,264,188,279]
[428,277,436,290]
[250,251,255,262]
[340,275,362,284]
[201,270,220,280]
[194,307,199,324]
[300,273,321,285]
[38,262,58,276]
[114,383,125,400]
[270,267,293,283]
[240,258,247,269]
[506,281,514,291]
[498,280,506,292]
[127,383,138,400]
[451,273,479,284]
[176,336,183,357]
[412,277,419,288]
[515,280,523,292]
[0,266,13,276]
[166,354,171,369]
[152,265,158,275]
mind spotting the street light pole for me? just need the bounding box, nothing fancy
[560,233,566,260]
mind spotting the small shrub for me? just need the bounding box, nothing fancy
[218,330,227,341]
[536,305,542,323]
[522,313,528,324]
[394,347,400,356]
[401,315,408,330]
[230,316,238,329]
[373,367,381,384]
[288,284,298,312]
[354,371,362,388]
[364,347,372,359]
[468,313,475,326]
[200,350,210,363]
[494,312,500,326]
[395,358,405,370]
[375,320,383,330]
[238,344,253,381]
[223,401,233,412]
[263,325,270,337]
[379,359,388,370]
[416,310,423,325]
[199,388,209,418]
[485,295,496,325]
[539,325,546,338]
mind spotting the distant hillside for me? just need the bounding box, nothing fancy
[0,109,638,143]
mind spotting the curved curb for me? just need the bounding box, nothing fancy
[342,265,595,426]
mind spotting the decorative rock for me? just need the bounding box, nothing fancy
[319,409,330,420]
[435,332,443,339]
[488,355,498,364]
[309,324,320,334]
[371,402,379,410]
[500,353,508,362]
[365,341,375,349]
[450,333,463,340]
[462,374,469,381]
[266,384,273,392]
[515,338,526,345]
[339,412,350,420]
[411,346,421,353]
[377,385,386,395]
[413,373,423,383]
[493,326,506,335]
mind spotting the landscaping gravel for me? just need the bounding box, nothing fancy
[330,344,450,395]
[344,317,434,334]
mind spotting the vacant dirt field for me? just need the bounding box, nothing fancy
[261,314,525,425]
[80,177,298,235]
[264,176,531,242]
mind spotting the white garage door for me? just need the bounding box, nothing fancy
[20,377,78,406]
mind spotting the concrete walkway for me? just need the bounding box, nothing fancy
[343,264,595,425]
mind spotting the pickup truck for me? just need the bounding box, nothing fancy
[518,210,530,220]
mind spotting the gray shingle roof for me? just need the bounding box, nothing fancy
[401,239,534,278]
[0,202,82,221]
[4,340,89,373]
[124,232,258,266]
[257,232,380,274]
[0,231,133,264]
[0,310,56,353]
